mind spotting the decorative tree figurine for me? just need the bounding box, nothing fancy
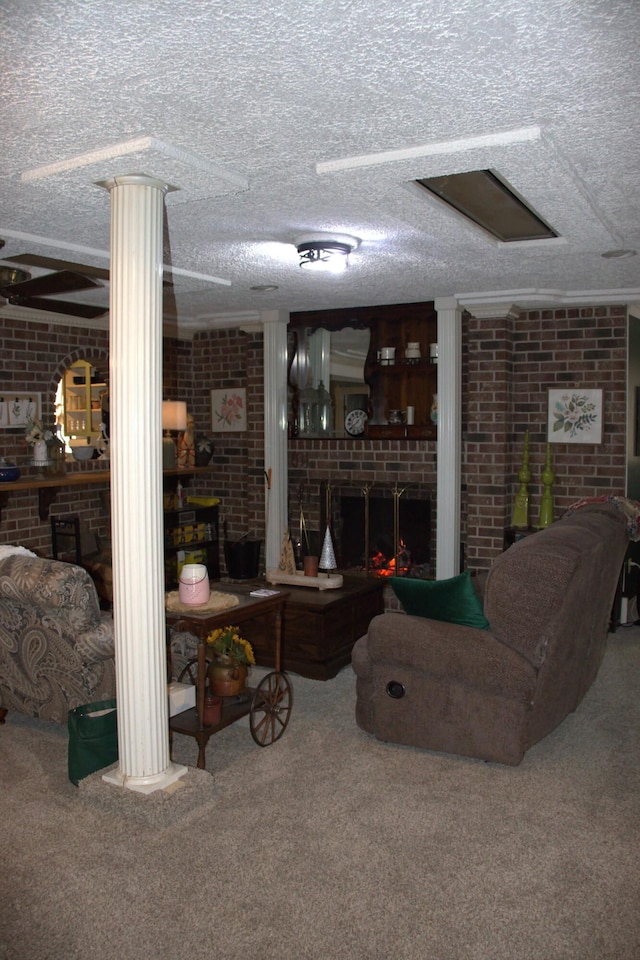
[511,429,531,529]
[319,524,337,572]
[537,443,556,528]
[320,481,337,573]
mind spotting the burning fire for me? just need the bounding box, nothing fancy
[369,541,411,577]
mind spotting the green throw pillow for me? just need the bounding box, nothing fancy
[390,571,490,629]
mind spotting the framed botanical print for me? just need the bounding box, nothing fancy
[211,388,247,432]
[0,392,42,429]
[547,389,603,444]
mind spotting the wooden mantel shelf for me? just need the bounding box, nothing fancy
[0,466,212,522]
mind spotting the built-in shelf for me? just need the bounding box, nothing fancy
[0,466,213,522]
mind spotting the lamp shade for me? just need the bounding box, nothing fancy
[162,400,187,431]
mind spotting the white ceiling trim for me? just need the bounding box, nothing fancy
[0,228,111,267]
[0,226,232,288]
[0,302,109,330]
[316,126,542,174]
[21,136,249,207]
[459,288,640,315]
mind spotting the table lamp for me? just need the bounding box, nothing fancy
[162,400,187,469]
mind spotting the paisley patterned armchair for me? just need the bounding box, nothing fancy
[0,554,116,724]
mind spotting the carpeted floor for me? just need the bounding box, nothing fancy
[1,629,639,960]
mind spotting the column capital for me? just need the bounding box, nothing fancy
[434,296,461,316]
[98,173,174,195]
[260,309,290,327]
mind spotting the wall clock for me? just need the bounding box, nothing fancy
[344,408,368,436]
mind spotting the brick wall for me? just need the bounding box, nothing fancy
[463,304,627,568]
[1,304,628,574]
[0,318,111,554]
[188,327,266,564]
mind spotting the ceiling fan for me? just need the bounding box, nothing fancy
[0,251,175,319]
[0,254,108,319]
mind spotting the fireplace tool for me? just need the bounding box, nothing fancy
[392,483,413,575]
[361,483,372,574]
[320,482,337,572]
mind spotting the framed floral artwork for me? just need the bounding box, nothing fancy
[547,388,603,444]
[211,388,247,432]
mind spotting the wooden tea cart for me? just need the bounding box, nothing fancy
[166,586,292,769]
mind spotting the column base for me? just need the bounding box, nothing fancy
[102,761,188,795]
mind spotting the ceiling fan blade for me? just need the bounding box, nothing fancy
[3,270,102,298]
[7,254,110,282]
[7,295,108,319]
[7,252,173,287]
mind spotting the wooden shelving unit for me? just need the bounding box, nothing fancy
[0,466,213,522]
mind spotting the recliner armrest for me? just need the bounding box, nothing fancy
[366,612,536,701]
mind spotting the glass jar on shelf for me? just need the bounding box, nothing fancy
[46,425,66,477]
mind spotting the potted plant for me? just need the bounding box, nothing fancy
[205,625,255,696]
[25,417,53,467]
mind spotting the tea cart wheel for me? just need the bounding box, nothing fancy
[249,671,293,746]
[177,657,211,687]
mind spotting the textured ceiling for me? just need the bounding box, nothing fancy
[1,0,639,331]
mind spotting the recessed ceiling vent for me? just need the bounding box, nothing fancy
[414,169,558,243]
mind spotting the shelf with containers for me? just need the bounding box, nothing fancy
[62,359,107,448]
[163,482,220,588]
[363,301,438,440]
[288,300,438,441]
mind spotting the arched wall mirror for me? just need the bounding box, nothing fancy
[55,359,109,458]
[289,326,370,438]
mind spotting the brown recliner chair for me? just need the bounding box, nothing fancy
[352,502,629,765]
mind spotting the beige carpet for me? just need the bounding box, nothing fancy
[1,629,639,960]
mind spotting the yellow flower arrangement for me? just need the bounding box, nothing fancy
[205,625,255,666]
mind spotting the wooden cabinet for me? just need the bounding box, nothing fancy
[62,359,107,446]
[246,575,385,680]
[289,301,437,441]
[364,301,437,439]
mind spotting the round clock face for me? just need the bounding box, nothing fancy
[345,408,368,436]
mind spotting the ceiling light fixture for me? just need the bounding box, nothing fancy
[295,234,358,273]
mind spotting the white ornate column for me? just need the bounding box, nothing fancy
[102,174,187,794]
[262,310,289,570]
[434,297,463,579]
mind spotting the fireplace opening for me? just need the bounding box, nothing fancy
[330,486,431,577]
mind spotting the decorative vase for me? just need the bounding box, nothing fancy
[195,435,214,467]
[32,439,49,468]
[207,657,248,697]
